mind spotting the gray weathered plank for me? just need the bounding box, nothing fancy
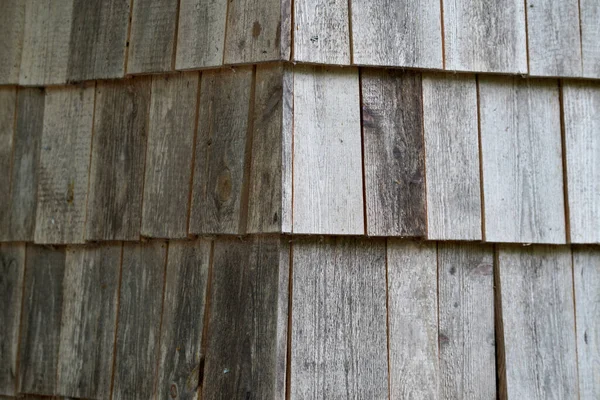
[361,69,426,237]
[85,78,151,241]
[142,72,199,238]
[67,0,130,81]
[0,88,16,241]
[351,0,443,69]
[497,245,578,400]
[128,0,179,74]
[293,0,350,64]
[156,240,211,400]
[387,239,439,399]
[18,245,66,396]
[479,76,566,244]
[57,244,122,400]
[34,84,95,245]
[562,81,600,244]
[176,0,228,69]
[203,237,289,400]
[0,244,25,396]
[443,0,527,73]
[291,237,388,399]
[573,247,600,399]
[112,241,167,400]
[581,0,600,78]
[422,73,481,241]
[293,66,364,235]
[438,242,496,399]
[0,0,25,84]
[526,0,582,77]
[189,67,254,235]
[247,64,293,233]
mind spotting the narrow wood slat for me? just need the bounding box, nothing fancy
[203,237,289,399]
[57,244,122,399]
[438,242,496,399]
[142,72,199,238]
[190,67,254,235]
[387,240,439,399]
[479,76,566,244]
[34,84,95,245]
[156,240,210,400]
[0,88,17,241]
[581,0,600,78]
[112,241,167,400]
[0,0,25,84]
[361,69,426,237]
[422,73,481,241]
[291,237,388,399]
[293,66,364,235]
[497,245,578,399]
[85,78,151,241]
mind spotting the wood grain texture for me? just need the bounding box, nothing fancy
[438,242,496,399]
[581,0,600,78]
[291,237,388,399]
[526,0,582,77]
[573,247,600,399]
[142,72,199,238]
[18,245,66,396]
[0,88,16,242]
[113,241,167,400]
[361,69,426,237]
[203,237,289,400]
[0,244,25,396]
[156,240,210,400]
[0,0,25,84]
[189,67,253,235]
[34,84,95,245]
[67,0,130,81]
[293,66,364,235]
[351,0,442,69]
[128,0,179,74]
[562,81,600,244]
[224,0,291,64]
[422,73,481,241]
[479,76,566,244]
[443,0,527,73]
[176,0,228,69]
[57,244,121,399]
[85,78,151,241]
[387,240,439,400]
[497,245,577,400]
[293,0,350,64]
[247,64,293,233]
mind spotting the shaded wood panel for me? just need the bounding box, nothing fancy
[0,88,17,241]
[581,0,600,78]
[0,0,25,84]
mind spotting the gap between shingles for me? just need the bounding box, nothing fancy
[171,0,183,71]
[285,240,294,400]
[198,240,216,395]
[186,72,203,237]
[523,0,531,74]
[419,74,430,239]
[288,0,296,61]
[358,69,368,235]
[476,74,487,241]
[558,80,572,244]
[347,0,354,65]
[108,242,125,400]
[439,0,446,69]
[493,245,508,400]
[14,243,29,395]
[137,77,153,239]
[123,0,135,75]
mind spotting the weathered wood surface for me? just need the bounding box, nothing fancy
[142,73,199,238]
[526,0,582,77]
[86,78,151,241]
[293,66,364,235]
[581,0,600,78]
[35,84,95,245]
[497,245,578,400]
[361,69,426,237]
[176,0,228,69]
[562,81,600,244]
[0,244,25,396]
[247,64,293,233]
[387,240,439,399]
[438,243,496,399]
[156,240,210,400]
[113,241,167,400]
[351,0,442,69]
[0,88,16,241]
[291,237,388,399]
[57,244,122,399]
[422,73,481,241]
[573,247,600,399]
[19,245,66,395]
[128,0,179,74]
[479,76,566,244]
[293,0,350,64]
[0,0,24,84]
[190,67,253,235]
[203,237,289,400]
[443,0,527,73]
